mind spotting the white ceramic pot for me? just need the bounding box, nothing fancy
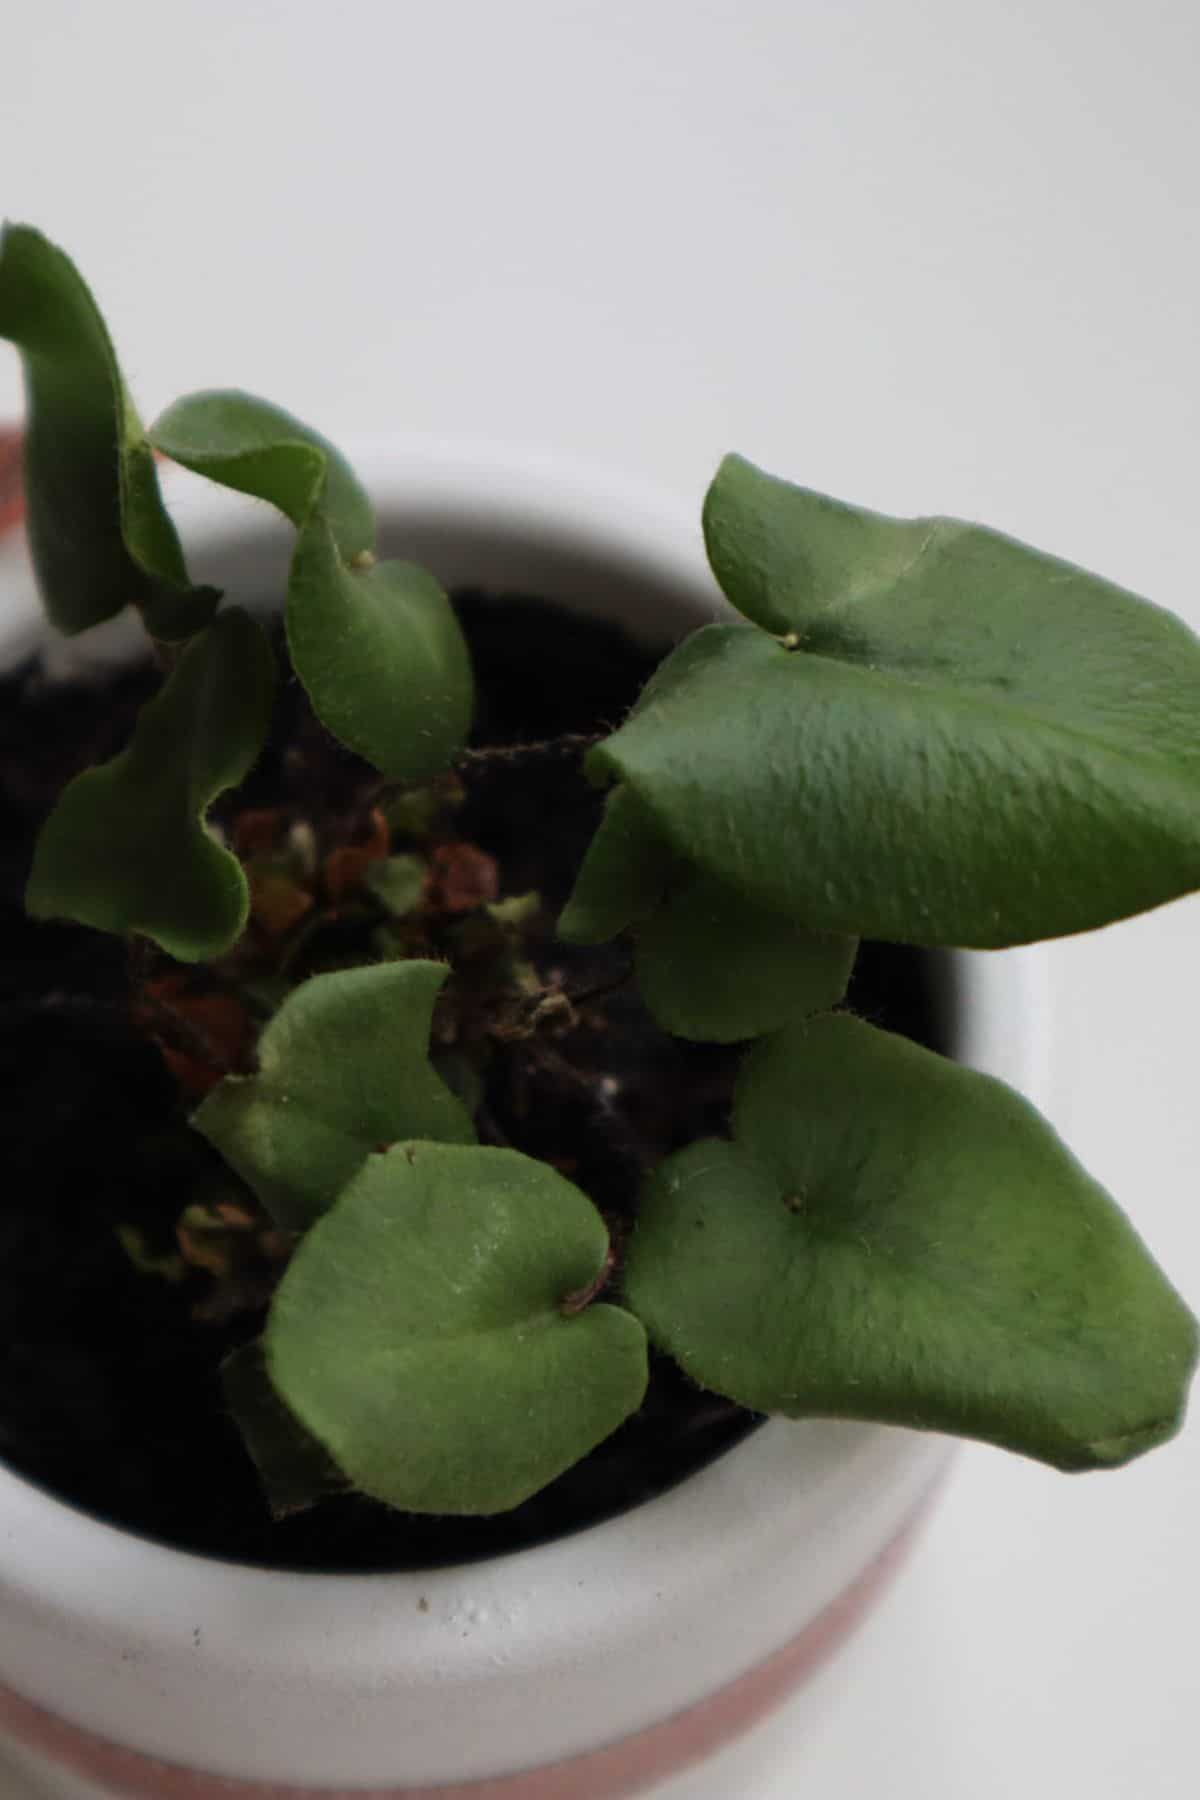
[0,446,1047,1800]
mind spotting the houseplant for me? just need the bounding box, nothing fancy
[0,221,1197,1796]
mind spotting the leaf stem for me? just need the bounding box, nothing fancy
[559,1241,617,1316]
[454,731,605,770]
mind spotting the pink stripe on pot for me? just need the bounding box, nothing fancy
[0,428,22,540]
[0,1489,932,1800]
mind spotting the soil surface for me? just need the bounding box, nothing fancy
[0,593,950,1570]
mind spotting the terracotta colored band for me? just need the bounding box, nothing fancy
[0,428,22,540]
[0,446,934,1793]
[0,1487,934,1800]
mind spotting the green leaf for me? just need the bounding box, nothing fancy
[194,961,475,1230]
[152,391,474,780]
[703,451,939,638]
[561,785,854,1040]
[286,516,474,781]
[635,873,857,1042]
[364,853,427,918]
[151,389,374,560]
[0,223,218,640]
[265,1141,649,1514]
[222,1340,349,1519]
[25,609,274,959]
[487,890,541,930]
[589,456,1200,947]
[558,785,682,945]
[626,1013,1199,1471]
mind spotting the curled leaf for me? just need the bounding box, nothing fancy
[0,223,217,639]
[26,608,275,959]
[151,388,374,559]
[152,391,474,779]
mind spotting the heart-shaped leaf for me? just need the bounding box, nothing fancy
[25,608,275,959]
[152,391,474,779]
[265,1141,649,1514]
[588,456,1200,948]
[194,961,475,1230]
[625,1012,1198,1470]
[0,223,218,639]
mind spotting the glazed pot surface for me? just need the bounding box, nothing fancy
[0,443,1047,1798]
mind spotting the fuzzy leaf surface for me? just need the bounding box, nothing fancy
[0,224,217,639]
[561,785,853,1040]
[558,785,682,945]
[194,961,475,1230]
[151,389,374,559]
[286,518,473,779]
[625,1013,1198,1470]
[590,457,1200,947]
[635,873,857,1041]
[25,609,274,958]
[222,1340,348,1519]
[153,391,473,779]
[266,1141,649,1514]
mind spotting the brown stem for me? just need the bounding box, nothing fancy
[454,731,605,770]
[559,1241,617,1316]
[365,730,606,818]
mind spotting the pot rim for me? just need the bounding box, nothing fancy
[0,438,1048,1787]
[0,433,1051,1585]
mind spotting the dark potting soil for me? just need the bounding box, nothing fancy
[0,593,951,1571]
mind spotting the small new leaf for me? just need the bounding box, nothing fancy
[626,1013,1199,1470]
[265,1141,649,1514]
[0,223,218,639]
[25,609,275,960]
[589,456,1200,947]
[364,854,428,919]
[194,961,475,1230]
[152,392,474,780]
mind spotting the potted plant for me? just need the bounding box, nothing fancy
[0,223,1196,1799]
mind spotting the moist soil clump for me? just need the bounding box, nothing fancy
[0,593,949,1569]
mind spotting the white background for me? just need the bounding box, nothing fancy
[3,3,1198,1794]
